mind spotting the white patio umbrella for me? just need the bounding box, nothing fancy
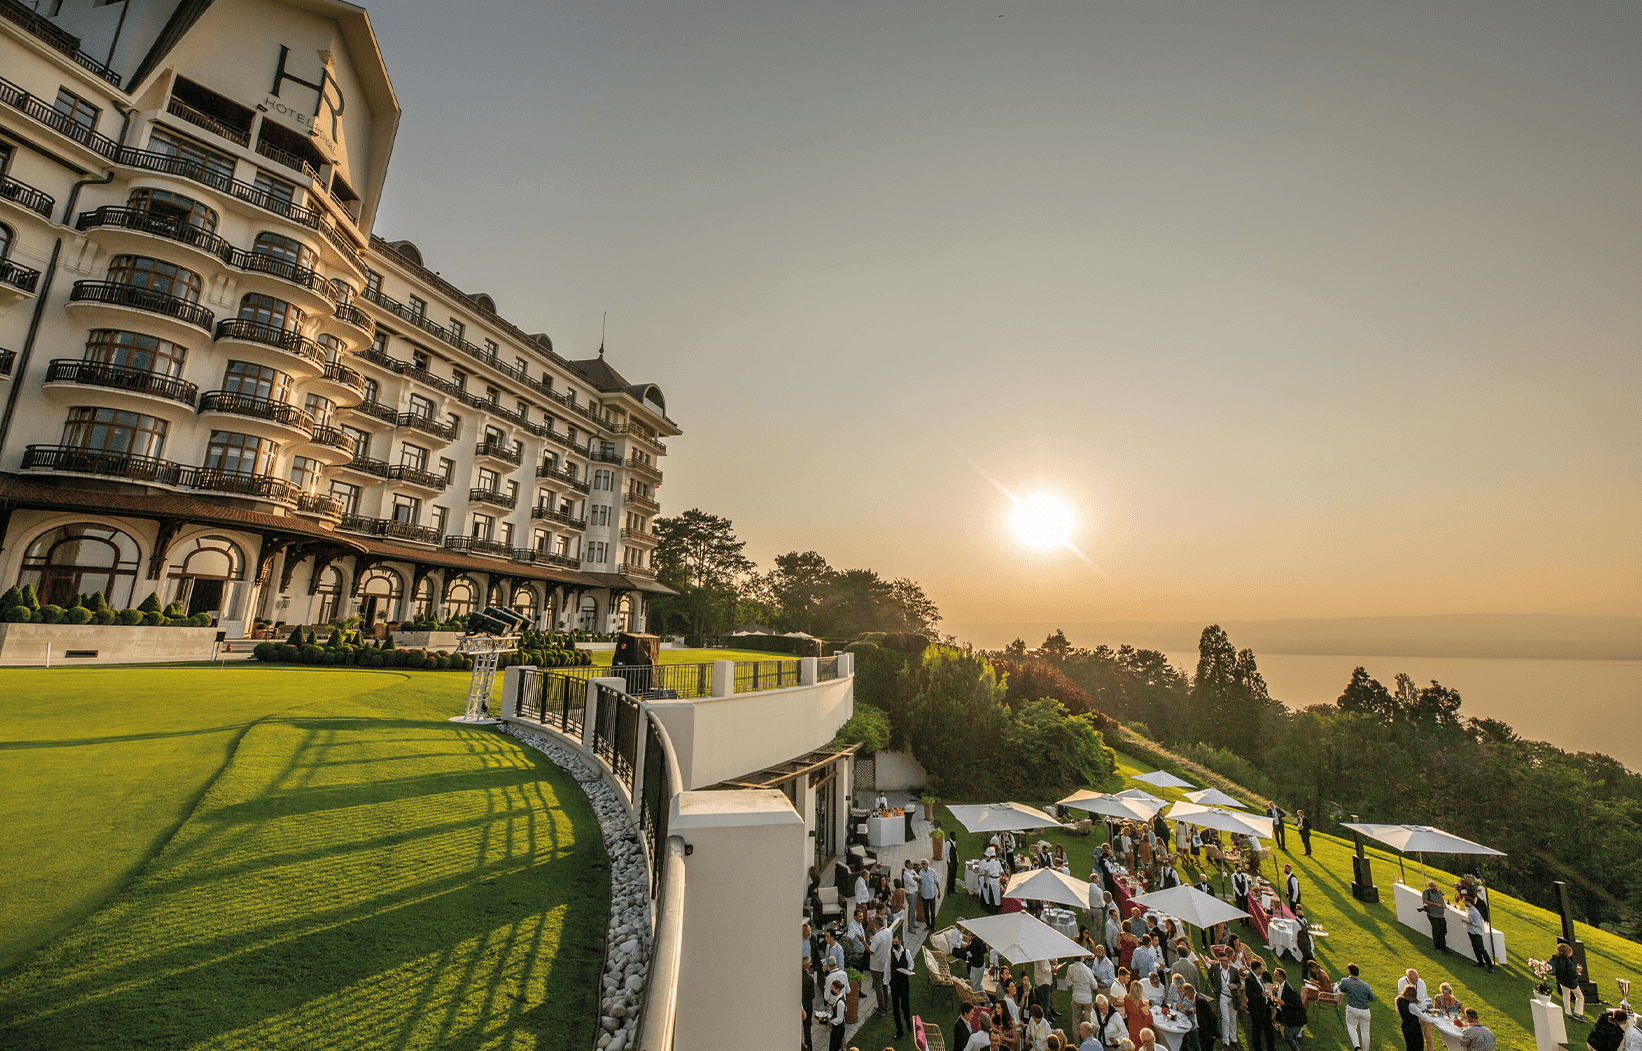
[1339,823,1505,883]
[1184,788,1246,808]
[1133,770,1196,790]
[948,802,1064,834]
[1114,787,1169,807]
[1059,790,1161,821]
[1168,802,1273,839]
[1130,884,1251,930]
[957,911,1091,964]
[1004,868,1096,912]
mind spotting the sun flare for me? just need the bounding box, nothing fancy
[1008,493,1076,550]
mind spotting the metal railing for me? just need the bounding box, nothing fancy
[197,390,315,431]
[191,467,297,502]
[468,487,516,510]
[624,564,658,579]
[627,491,660,514]
[339,455,388,477]
[0,3,121,85]
[512,547,581,570]
[213,319,326,366]
[589,682,642,789]
[388,464,447,490]
[295,492,344,517]
[627,455,663,480]
[0,74,122,155]
[350,399,398,425]
[621,527,657,544]
[333,302,372,330]
[336,515,445,545]
[69,280,213,329]
[22,444,185,484]
[1,257,43,294]
[443,534,513,558]
[531,505,586,529]
[76,206,233,257]
[640,719,672,895]
[397,411,458,441]
[2,172,54,217]
[0,349,14,377]
[816,655,840,682]
[306,426,353,451]
[474,438,522,465]
[734,659,803,693]
[254,137,321,183]
[318,361,366,398]
[520,671,588,738]
[227,248,340,302]
[44,359,198,405]
[166,97,250,146]
[536,462,591,493]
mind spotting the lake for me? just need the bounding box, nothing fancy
[1151,651,1642,771]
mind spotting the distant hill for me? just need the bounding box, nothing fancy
[948,614,1642,660]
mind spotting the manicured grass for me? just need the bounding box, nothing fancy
[0,666,608,1049]
[851,749,1642,1051]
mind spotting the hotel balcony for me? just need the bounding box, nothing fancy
[75,207,234,269]
[474,439,522,466]
[531,506,586,530]
[213,319,327,372]
[387,465,448,492]
[537,462,591,494]
[621,527,658,546]
[190,467,297,504]
[294,492,345,519]
[336,455,389,479]
[225,249,340,313]
[21,444,185,485]
[312,361,368,403]
[196,391,315,440]
[626,456,664,481]
[396,411,458,442]
[1,173,55,218]
[443,535,513,558]
[338,516,444,545]
[626,492,660,514]
[43,359,199,408]
[348,400,399,427]
[1,257,42,296]
[588,448,624,466]
[165,97,249,148]
[0,7,121,85]
[67,281,214,341]
[329,301,375,336]
[623,564,659,579]
[614,423,667,454]
[468,488,517,511]
[514,548,581,570]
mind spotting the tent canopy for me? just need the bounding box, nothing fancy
[1183,788,1245,808]
[1059,789,1162,820]
[948,802,1064,834]
[1004,868,1095,911]
[1340,823,1505,857]
[1129,884,1251,929]
[957,912,1091,964]
[1133,770,1196,790]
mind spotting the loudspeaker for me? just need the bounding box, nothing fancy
[1351,856,1380,903]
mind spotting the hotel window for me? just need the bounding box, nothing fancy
[147,127,236,185]
[341,425,370,458]
[566,388,576,405]
[365,270,382,297]
[484,425,503,445]
[328,480,361,515]
[533,530,549,551]
[485,386,499,406]
[586,541,606,564]
[236,293,304,332]
[516,399,529,419]
[446,412,461,437]
[362,377,379,403]
[315,332,344,361]
[407,295,426,322]
[511,354,524,373]
[511,438,524,461]
[411,347,430,371]
[430,505,448,535]
[252,169,298,210]
[408,393,435,419]
[369,330,389,357]
[204,431,278,475]
[590,504,610,526]
[476,467,499,492]
[505,480,518,503]
[400,443,428,471]
[438,456,455,482]
[593,470,613,491]
[222,360,292,402]
[449,318,464,342]
[556,535,572,558]
[470,513,494,540]
[289,455,321,492]
[126,188,218,233]
[567,425,577,444]
[61,406,167,458]
[536,488,551,509]
[83,330,187,377]
[52,88,99,134]
[452,369,466,391]
[392,494,421,524]
[500,522,514,546]
[107,255,203,302]
[251,232,318,270]
[304,393,335,426]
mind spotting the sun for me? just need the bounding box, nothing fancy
[1008,493,1076,550]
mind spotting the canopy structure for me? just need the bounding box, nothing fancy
[1133,770,1196,790]
[1167,801,1273,839]
[1114,788,1168,807]
[1129,884,1251,930]
[1003,868,1096,912]
[948,802,1064,834]
[1059,789,1162,821]
[1340,822,1505,883]
[957,912,1091,964]
[1183,788,1246,808]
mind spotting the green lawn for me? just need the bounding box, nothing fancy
[0,666,608,1050]
[850,749,1642,1051]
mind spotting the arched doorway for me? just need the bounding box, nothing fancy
[511,585,538,626]
[313,566,343,625]
[444,577,478,619]
[167,536,246,617]
[577,595,599,632]
[411,575,437,620]
[614,594,633,633]
[357,567,402,627]
[17,523,141,609]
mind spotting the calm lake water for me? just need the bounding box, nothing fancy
[1153,652,1642,772]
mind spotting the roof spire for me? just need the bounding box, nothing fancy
[599,311,606,357]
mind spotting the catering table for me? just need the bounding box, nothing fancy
[1421,1004,1469,1051]
[1112,871,1144,920]
[867,814,906,847]
[1244,887,1296,947]
[1148,1004,1194,1051]
[1266,917,1300,960]
[965,859,982,896]
[1043,907,1079,941]
[1391,882,1509,965]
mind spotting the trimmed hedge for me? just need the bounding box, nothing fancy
[250,640,474,672]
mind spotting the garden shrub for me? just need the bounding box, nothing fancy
[0,586,21,611]
[39,605,66,624]
[405,650,426,669]
[19,584,40,610]
[433,653,450,670]
[163,601,186,618]
[298,644,324,664]
[118,609,144,626]
[94,608,116,625]
[142,611,164,627]
[137,592,162,614]
[253,642,275,661]
[86,591,108,612]
[65,606,93,624]
[4,605,31,623]
[275,644,297,662]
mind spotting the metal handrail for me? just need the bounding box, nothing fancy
[1,172,54,217]
[1,258,43,294]
[44,359,198,405]
[397,411,458,440]
[197,390,315,431]
[388,464,448,490]
[468,487,517,510]
[166,97,250,146]
[475,439,522,465]
[69,281,214,329]
[76,206,234,258]
[213,319,326,366]
[0,0,122,85]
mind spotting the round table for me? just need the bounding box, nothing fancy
[1266,917,1299,959]
[1043,907,1079,942]
[1148,1004,1194,1051]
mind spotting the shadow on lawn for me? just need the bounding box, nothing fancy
[0,722,261,750]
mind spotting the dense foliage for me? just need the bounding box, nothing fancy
[997,627,1642,933]
[0,586,211,627]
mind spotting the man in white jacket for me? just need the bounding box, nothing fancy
[1068,955,1097,1027]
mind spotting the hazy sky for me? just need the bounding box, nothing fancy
[364,1,1640,631]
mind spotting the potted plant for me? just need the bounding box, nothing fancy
[920,793,937,821]
[1528,957,1556,1002]
[845,968,863,1023]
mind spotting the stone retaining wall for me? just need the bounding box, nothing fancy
[0,623,220,663]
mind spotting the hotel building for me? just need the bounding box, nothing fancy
[0,0,677,637]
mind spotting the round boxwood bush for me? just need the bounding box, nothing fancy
[275,644,297,662]
[252,642,275,661]
[433,652,450,670]
[4,605,30,623]
[116,608,142,625]
[142,610,164,627]
[297,644,324,664]
[94,608,115,625]
[39,604,66,624]
[64,606,93,624]
[404,650,426,669]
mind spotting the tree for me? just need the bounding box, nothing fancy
[1336,666,1392,719]
[765,551,836,634]
[1191,625,1269,754]
[1039,629,1072,662]
[650,509,755,636]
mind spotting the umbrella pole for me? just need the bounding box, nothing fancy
[1420,853,1427,884]
[1397,852,1406,885]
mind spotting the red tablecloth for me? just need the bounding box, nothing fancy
[1245,890,1294,942]
[1113,874,1145,922]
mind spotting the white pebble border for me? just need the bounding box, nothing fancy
[499,723,652,1051]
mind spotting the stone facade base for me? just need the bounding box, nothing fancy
[0,623,221,664]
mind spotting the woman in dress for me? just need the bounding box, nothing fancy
[1432,982,1463,1017]
[1126,980,1152,1046]
[1118,919,1141,971]
[1301,959,1333,1007]
[1396,981,1425,1051]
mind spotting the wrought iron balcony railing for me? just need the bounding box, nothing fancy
[388,464,448,491]
[1,258,43,294]
[474,439,522,465]
[69,281,214,329]
[1,172,54,218]
[468,487,517,510]
[44,359,198,406]
[212,319,326,367]
[197,391,315,431]
[443,535,514,558]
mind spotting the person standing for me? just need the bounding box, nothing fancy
[1069,955,1098,1028]
[1283,866,1301,911]
[1295,811,1312,857]
[947,829,961,896]
[1266,803,1287,851]
[1396,982,1424,1051]
[890,933,916,1039]
[1244,959,1274,1051]
[1292,905,1315,967]
[826,975,849,1051]
[1458,1007,1495,1050]
[920,859,941,929]
[1554,942,1586,1020]
[1587,1008,1629,1051]
[1231,868,1251,918]
[1212,955,1243,1049]
[1423,880,1449,953]
[981,847,1004,911]
[1465,898,1494,972]
[870,920,894,1015]
[1334,963,1375,1050]
[1273,968,1306,1051]
[801,955,816,1051]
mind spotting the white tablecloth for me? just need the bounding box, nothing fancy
[965,859,982,896]
[1423,1006,1469,1051]
[1148,1005,1193,1051]
[868,814,906,847]
[1391,882,1509,965]
[1267,917,1299,959]
[1043,907,1078,941]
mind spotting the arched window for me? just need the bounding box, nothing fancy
[236,293,303,332]
[0,223,12,260]
[412,576,436,619]
[84,330,188,377]
[511,585,537,623]
[127,188,218,232]
[615,594,633,633]
[17,523,141,608]
[444,577,477,617]
[577,595,598,632]
[252,232,318,270]
[314,566,342,625]
[107,255,202,302]
[357,567,402,625]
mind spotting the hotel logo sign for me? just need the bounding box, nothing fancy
[266,45,345,146]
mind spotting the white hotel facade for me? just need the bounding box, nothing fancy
[0,0,677,636]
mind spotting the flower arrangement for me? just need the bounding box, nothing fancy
[1527,957,1554,996]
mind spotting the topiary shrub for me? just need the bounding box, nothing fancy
[142,610,164,627]
[4,605,31,623]
[298,644,324,664]
[252,642,275,661]
[275,644,298,662]
[118,608,144,626]
[94,608,116,625]
[19,584,40,611]
[39,604,66,624]
[163,601,187,618]
[405,650,427,669]
[65,606,93,625]
[0,586,21,612]
[137,592,162,614]
[86,591,108,612]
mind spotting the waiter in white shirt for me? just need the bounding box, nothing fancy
[981,847,1004,909]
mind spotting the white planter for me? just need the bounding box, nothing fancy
[0,622,220,663]
[390,631,465,650]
